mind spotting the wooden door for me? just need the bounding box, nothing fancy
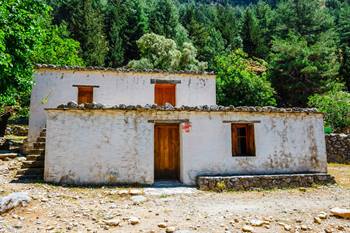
[77,86,93,104]
[154,124,180,180]
[155,84,176,106]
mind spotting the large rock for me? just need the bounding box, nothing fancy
[0,192,31,213]
[330,207,350,219]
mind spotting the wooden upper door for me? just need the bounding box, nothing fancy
[154,124,180,180]
[155,84,176,106]
[77,86,93,104]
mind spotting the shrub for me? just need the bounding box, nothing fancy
[308,85,350,132]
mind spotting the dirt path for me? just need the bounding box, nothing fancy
[0,159,349,233]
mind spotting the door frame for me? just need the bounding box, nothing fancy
[154,123,181,181]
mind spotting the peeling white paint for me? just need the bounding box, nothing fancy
[44,110,327,185]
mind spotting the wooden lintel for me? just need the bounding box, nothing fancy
[222,120,261,124]
[72,84,100,88]
[150,79,181,84]
[148,119,189,123]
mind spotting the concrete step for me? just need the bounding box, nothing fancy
[22,160,44,168]
[40,131,46,137]
[0,151,17,159]
[29,148,45,155]
[16,168,44,176]
[33,142,45,149]
[26,154,44,161]
[37,137,46,143]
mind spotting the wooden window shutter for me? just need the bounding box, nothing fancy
[155,84,176,106]
[247,124,255,156]
[78,86,93,104]
[231,124,239,156]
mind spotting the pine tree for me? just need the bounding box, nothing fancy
[338,3,350,90]
[106,0,148,67]
[56,0,108,66]
[149,0,188,45]
[270,0,340,106]
[241,8,261,57]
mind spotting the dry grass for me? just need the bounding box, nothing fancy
[328,163,350,188]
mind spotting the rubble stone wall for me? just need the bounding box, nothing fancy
[326,134,350,164]
[197,174,335,191]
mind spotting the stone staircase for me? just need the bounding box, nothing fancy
[15,129,46,181]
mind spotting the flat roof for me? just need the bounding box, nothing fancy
[45,102,322,115]
[35,64,215,76]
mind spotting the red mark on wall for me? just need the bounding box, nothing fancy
[182,122,192,133]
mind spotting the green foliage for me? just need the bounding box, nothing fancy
[338,3,350,90]
[269,0,340,106]
[128,33,207,71]
[149,0,188,45]
[241,7,262,58]
[105,0,148,67]
[0,0,83,111]
[215,49,276,106]
[32,24,84,66]
[308,84,350,130]
[55,0,108,66]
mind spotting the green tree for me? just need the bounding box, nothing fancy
[149,0,189,45]
[241,7,262,57]
[270,0,340,106]
[338,3,350,90]
[56,0,108,66]
[215,49,276,106]
[0,0,83,110]
[105,0,148,67]
[308,84,350,131]
[215,4,243,50]
[32,24,84,66]
[127,33,206,71]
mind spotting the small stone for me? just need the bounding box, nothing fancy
[46,226,54,230]
[166,226,176,233]
[283,224,291,231]
[129,189,143,196]
[158,222,167,228]
[250,219,264,227]
[318,212,327,219]
[242,225,254,232]
[103,219,120,227]
[324,227,333,233]
[128,216,140,225]
[131,195,147,205]
[300,225,308,231]
[314,217,322,224]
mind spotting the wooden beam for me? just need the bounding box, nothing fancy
[223,120,261,124]
[72,84,100,88]
[150,79,181,84]
[148,119,189,123]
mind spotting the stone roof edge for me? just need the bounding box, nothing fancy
[45,102,323,115]
[35,64,215,76]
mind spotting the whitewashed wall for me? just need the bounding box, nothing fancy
[44,110,327,185]
[28,69,216,144]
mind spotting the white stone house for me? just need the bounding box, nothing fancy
[28,65,328,185]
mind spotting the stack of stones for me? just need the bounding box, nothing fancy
[326,133,350,164]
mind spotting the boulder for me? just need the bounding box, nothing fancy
[0,192,31,214]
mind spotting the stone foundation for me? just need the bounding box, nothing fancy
[197,173,335,191]
[326,134,350,164]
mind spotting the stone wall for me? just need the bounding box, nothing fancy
[326,134,350,164]
[197,174,335,191]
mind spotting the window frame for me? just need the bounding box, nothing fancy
[73,85,99,104]
[231,123,256,157]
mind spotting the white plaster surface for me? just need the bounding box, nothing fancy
[28,70,216,144]
[44,110,327,185]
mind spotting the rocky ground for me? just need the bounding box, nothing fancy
[0,159,349,233]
